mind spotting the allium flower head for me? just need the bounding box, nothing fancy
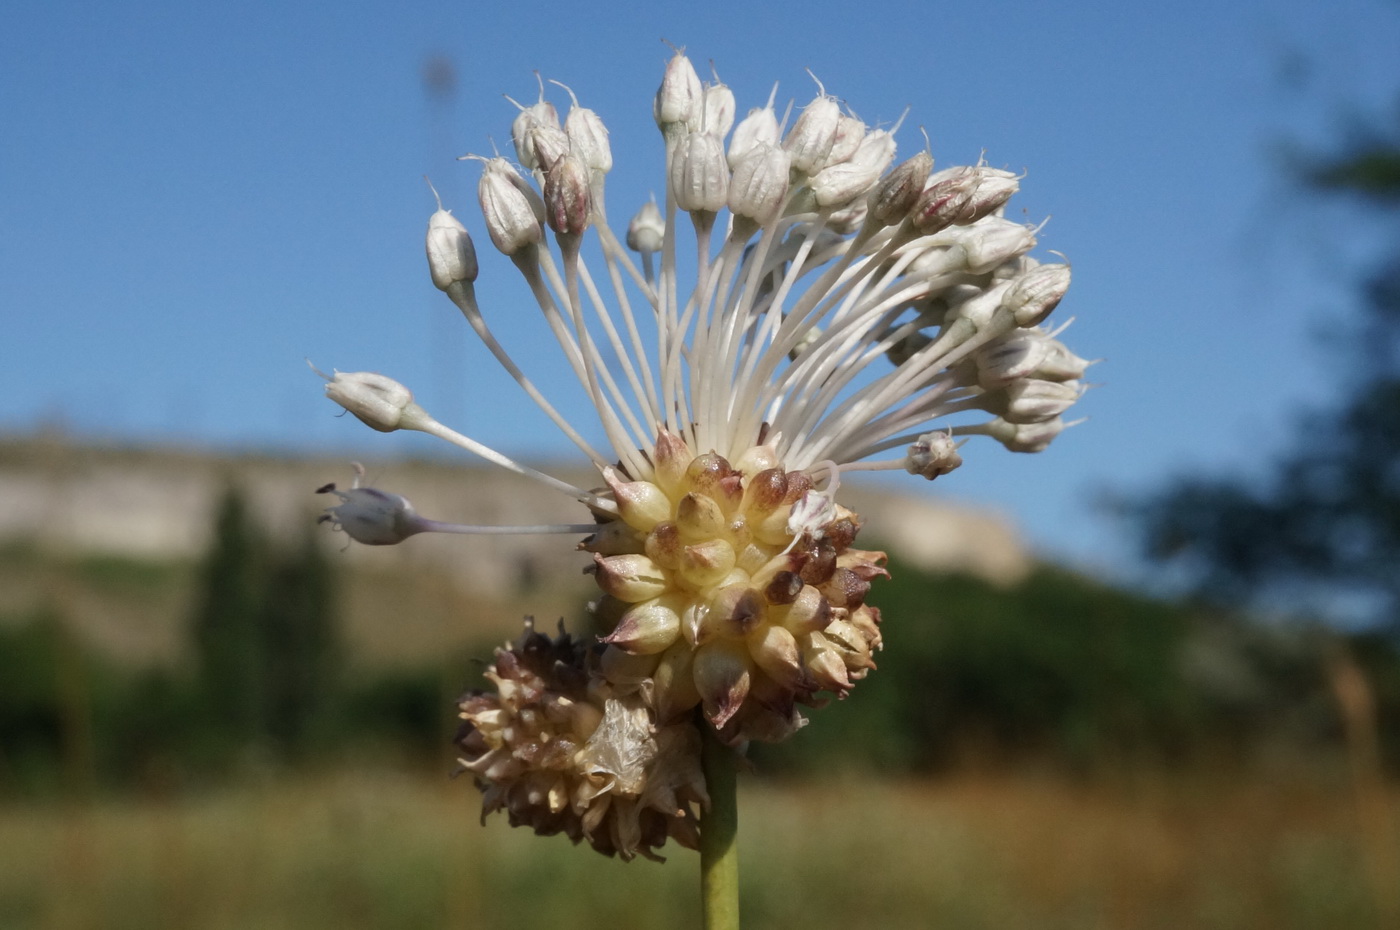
[317,48,1089,858]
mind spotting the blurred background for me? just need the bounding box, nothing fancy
[3,0,1400,927]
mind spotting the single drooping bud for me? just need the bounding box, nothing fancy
[317,469,428,545]
[809,129,897,208]
[316,369,428,432]
[654,50,702,131]
[905,431,963,480]
[565,105,612,173]
[626,200,665,254]
[1004,262,1071,327]
[1000,379,1083,423]
[727,142,791,224]
[670,130,729,214]
[425,209,478,290]
[783,94,842,174]
[959,218,1037,274]
[869,151,934,227]
[728,105,781,167]
[543,154,592,236]
[477,158,544,255]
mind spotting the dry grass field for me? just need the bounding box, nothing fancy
[1,767,1393,930]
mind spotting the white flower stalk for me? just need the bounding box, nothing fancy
[317,48,1090,853]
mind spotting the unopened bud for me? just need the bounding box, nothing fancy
[1005,263,1071,327]
[543,154,592,236]
[592,553,669,602]
[626,200,665,253]
[958,167,1020,223]
[425,209,478,290]
[784,94,842,174]
[727,142,791,223]
[477,158,543,255]
[318,369,427,432]
[1032,339,1092,382]
[604,597,683,655]
[564,106,612,173]
[809,129,897,208]
[603,466,671,532]
[985,415,1066,452]
[912,166,978,233]
[959,218,1037,274]
[1001,379,1083,423]
[869,151,934,226]
[654,51,702,130]
[670,131,729,213]
[975,330,1051,388]
[317,473,426,546]
[527,123,571,173]
[728,106,781,167]
[701,82,736,137]
[905,431,963,480]
[826,114,867,165]
[510,97,560,172]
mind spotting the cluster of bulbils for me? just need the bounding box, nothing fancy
[317,49,1088,860]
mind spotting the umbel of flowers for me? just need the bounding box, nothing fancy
[316,50,1087,861]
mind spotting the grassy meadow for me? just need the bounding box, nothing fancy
[1,765,1394,930]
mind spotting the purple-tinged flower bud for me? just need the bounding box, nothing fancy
[957,167,1020,223]
[543,154,592,236]
[318,369,427,432]
[783,94,841,174]
[654,51,702,131]
[905,431,963,480]
[985,415,1066,452]
[809,129,896,208]
[959,218,1037,274]
[701,82,736,138]
[1005,262,1071,327]
[317,470,427,546]
[826,114,867,165]
[670,131,729,214]
[626,200,664,254]
[565,105,612,173]
[1001,379,1083,424]
[604,597,683,655]
[728,106,780,167]
[912,166,979,233]
[869,151,934,227]
[425,209,478,290]
[603,466,671,532]
[727,142,790,223]
[477,158,544,255]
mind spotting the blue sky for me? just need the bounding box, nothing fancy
[3,0,1398,578]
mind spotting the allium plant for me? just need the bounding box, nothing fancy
[316,48,1086,927]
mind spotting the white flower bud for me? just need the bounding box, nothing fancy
[1004,263,1071,327]
[783,95,841,174]
[826,114,867,165]
[670,130,729,214]
[728,106,780,167]
[905,432,963,480]
[958,167,1020,223]
[510,99,561,172]
[701,82,736,138]
[318,482,427,546]
[425,209,478,290]
[1031,339,1093,382]
[809,129,896,208]
[727,142,791,224]
[974,329,1051,388]
[319,370,428,432]
[959,218,1037,274]
[527,123,571,173]
[626,200,664,253]
[565,105,612,173]
[1001,379,1083,423]
[985,416,1065,453]
[654,51,702,130]
[477,158,543,255]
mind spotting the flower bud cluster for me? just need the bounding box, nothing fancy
[581,431,887,744]
[455,620,707,861]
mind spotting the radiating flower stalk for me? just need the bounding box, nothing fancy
[315,48,1087,927]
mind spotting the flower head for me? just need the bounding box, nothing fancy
[316,48,1089,856]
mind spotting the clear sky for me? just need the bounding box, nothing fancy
[3,0,1398,579]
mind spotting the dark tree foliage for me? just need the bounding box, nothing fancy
[1139,109,1400,629]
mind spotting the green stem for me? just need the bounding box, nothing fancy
[700,726,740,930]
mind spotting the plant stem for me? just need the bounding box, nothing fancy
[700,726,740,930]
